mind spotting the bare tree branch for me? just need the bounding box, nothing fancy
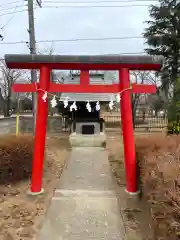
[0,60,22,116]
[129,71,160,127]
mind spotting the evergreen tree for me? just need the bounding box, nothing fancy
[143,0,180,127]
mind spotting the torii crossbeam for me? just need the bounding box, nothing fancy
[5,54,164,195]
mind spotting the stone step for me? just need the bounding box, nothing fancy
[38,192,124,240]
[53,189,119,198]
[69,133,106,147]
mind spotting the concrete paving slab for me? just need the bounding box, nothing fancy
[38,195,123,240]
[57,147,115,191]
[37,147,125,240]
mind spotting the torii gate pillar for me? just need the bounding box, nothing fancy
[4,54,164,195]
[120,68,136,194]
[31,66,50,194]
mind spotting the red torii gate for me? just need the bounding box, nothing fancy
[5,54,163,195]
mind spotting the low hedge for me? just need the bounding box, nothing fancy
[136,134,180,240]
[0,135,34,184]
[167,120,180,134]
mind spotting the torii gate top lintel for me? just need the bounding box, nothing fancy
[5,54,164,70]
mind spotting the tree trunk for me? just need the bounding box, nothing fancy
[132,94,140,128]
[168,77,180,123]
[0,88,10,117]
[0,88,3,114]
[3,98,11,117]
[155,109,158,117]
[132,107,136,128]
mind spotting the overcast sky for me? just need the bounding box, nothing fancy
[0,0,157,58]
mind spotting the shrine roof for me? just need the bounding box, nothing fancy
[59,71,117,102]
[5,54,164,71]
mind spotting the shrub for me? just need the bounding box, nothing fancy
[167,120,180,134]
[136,133,180,240]
[0,134,34,184]
[167,78,180,135]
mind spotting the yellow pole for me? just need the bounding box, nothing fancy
[16,112,20,136]
[16,97,20,136]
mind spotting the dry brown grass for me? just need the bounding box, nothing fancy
[0,135,34,184]
[136,133,180,240]
[0,134,70,240]
[107,132,153,240]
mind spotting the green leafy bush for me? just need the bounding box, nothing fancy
[167,78,180,135]
[167,120,180,134]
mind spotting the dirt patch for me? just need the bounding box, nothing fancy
[107,131,153,240]
[0,133,70,240]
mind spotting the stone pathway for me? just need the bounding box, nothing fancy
[37,147,125,240]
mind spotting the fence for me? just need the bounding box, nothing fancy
[102,115,121,123]
[0,112,168,133]
[134,116,168,130]
[101,114,168,130]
